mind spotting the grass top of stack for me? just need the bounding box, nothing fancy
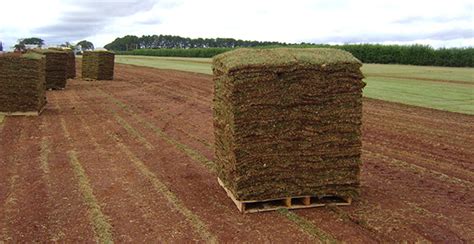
[213,48,362,73]
[28,49,68,90]
[0,52,47,115]
[213,48,366,210]
[82,51,115,80]
[48,48,76,79]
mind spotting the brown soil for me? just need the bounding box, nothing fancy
[0,62,472,243]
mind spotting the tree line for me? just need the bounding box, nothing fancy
[12,37,95,52]
[104,35,284,51]
[107,34,473,67]
[333,44,473,67]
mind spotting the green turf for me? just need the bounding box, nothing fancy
[0,115,4,124]
[362,64,474,114]
[213,48,360,73]
[363,77,473,114]
[115,55,474,114]
[115,55,212,74]
[362,64,474,83]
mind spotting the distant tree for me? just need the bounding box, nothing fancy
[19,37,45,47]
[122,35,140,50]
[77,40,94,51]
[104,35,140,51]
[14,43,26,52]
[60,41,75,48]
[140,35,155,49]
[0,41,3,51]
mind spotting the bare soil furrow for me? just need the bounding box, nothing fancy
[354,172,473,243]
[67,88,215,242]
[86,80,213,152]
[364,99,474,131]
[0,119,24,241]
[74,82,328,243]
[98,65,472,242]
[53,90,204,242]
[115,64,213,94]
[361,151,474,231]
[93,86,215,163]
[364,139,474,183]
[364,127,473,172]
[0,117,52,241]
[35,102,97,242]
[364,112,474,143]
[90,81,391,243]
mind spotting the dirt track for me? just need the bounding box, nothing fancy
[1,63,473,243]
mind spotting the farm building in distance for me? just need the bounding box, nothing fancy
[0,53,47,115]
[213,48,365,212]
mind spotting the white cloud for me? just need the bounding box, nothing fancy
[0,0,473,49]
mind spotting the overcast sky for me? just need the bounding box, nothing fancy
[0,0,473,49]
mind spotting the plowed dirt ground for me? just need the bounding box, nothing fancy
[1,63,472,243]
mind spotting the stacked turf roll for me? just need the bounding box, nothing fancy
[82,51,115,80]
[213,48,366,201]
[65,50,76,79]
[29,49,68,89]
[49,48,76,79]
[0,53,47,114]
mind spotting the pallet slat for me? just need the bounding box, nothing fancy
[218,178,352,213]
[303,196,311,205]
[0,106,45,116]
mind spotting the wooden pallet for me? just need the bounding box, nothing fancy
[0,105,45,117]
[218,178,352,213]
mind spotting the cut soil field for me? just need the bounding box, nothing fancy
[1,63,473,243]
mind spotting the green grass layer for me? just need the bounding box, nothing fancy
[213,48,361,72]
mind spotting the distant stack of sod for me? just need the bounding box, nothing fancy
[82,51,115,80]
[29,49,68,90]
[213,48,366,201]
[0,53,47,115]
[49,48,76,79]
[65,50,76,79]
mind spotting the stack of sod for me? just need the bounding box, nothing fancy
[213,48,366,201]
[0,53,47,114]
[29,49,68,89]
[49,48,76,79]
[65,50,76,79]
[82,51,115,80]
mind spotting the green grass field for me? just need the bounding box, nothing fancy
[115,55,474,114]
[362,64,474,114]
[0,115,4,124]
[116,56,213,74]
